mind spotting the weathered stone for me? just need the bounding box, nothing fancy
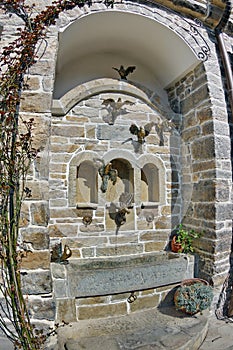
[97,124,131,140]
[181,86,209,115]
[20,92,52,113]
[52,125,84,137]
[49,224,78,237]
[215,136,231,159]
[31,202,49,226]
[63,236,107,248]
[51,263,66,279]
[21,251,50,269]
[77,296,108,306]
[191,180,216,202]
[191,137,215,160]
[21,270,52,294]
[144,241,166,252]
[77,302,127,320]
[24,75,41,91]
[193,203,215,220]
[56,298,77,323]
[21,228,49,249]
[65,254,194,297]
[216,203,232,221]
[129,294,160,312]
[19,202,30,228]
[28,298,56,320]
[96,244,143,257]
[29,59,55,76]
[25,181,49,200]
[53,280,68,298]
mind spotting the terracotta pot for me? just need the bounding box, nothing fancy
[179,278,209,287]
[171,236,183,253]
[174,278,210,315]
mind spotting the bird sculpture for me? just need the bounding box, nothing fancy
[112,65,136,80]
[129,122,155,143]
[114,192,133,227]
[98,160,118,193]
[155,119,175,146]
[102,97,134,124]
[51,243,72,264]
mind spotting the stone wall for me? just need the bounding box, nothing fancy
[166,53,232,284]
[0,0,232,324]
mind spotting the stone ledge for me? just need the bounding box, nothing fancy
[52,252,194,298]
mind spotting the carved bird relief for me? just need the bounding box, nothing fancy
[98,160,118,193]
[112,65,136,80]
[129,122,155,143]
[115,192,133,226]
[155,119,175,146]
[51,243,72,264]
[101,97,134,125]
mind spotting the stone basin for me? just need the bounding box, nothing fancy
[62,252,194,298]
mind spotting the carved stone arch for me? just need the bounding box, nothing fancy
[52,78,173,118]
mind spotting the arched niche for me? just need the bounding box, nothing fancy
[105,158,134,204]
[76,160,98,205]
[141,163,159,203]
[69,151,99,208]
[137,154,166,206]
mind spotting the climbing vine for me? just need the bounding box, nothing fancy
[0,0,113,348]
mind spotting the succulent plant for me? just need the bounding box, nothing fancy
[174,281,213,315]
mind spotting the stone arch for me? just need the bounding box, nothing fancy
[52,78,166,117]
[53,3,201,101]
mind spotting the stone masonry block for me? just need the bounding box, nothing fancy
[77,302,127,320]
[21,270,52,294]
[21,92,52,113]
[56,298,77,323]
[28,298,56,321]
[129,294,160,313]
[21,251,50,270]
[191,137,215,160]
[21,227,49,249]
[30,202,49,226]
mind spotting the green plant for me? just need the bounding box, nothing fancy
[175,224,202,253]
[174,281,213,315]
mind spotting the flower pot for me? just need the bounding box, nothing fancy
[174,278,212,315]
[171,236,183,253]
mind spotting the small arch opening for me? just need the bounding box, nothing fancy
[106,158,134,203]
[76,160,98,204]
[141,163,159,203]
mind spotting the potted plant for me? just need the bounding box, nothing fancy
[174,278,213,315]
[171,224,202,253]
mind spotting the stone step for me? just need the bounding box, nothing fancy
[54,307,209,350]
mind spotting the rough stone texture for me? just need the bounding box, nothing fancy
[51,254,194,301]
[21,270,52,294]
[21,227,49,249]
[30,202,49,226]
[20,251,50,269]
[56,298,77,323]
[28,298,56,321]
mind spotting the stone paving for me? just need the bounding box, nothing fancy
[55,307,209,350]
[1,301,233,349]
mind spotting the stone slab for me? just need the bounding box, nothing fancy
[97,124,130,140]
[66,253,194,297]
